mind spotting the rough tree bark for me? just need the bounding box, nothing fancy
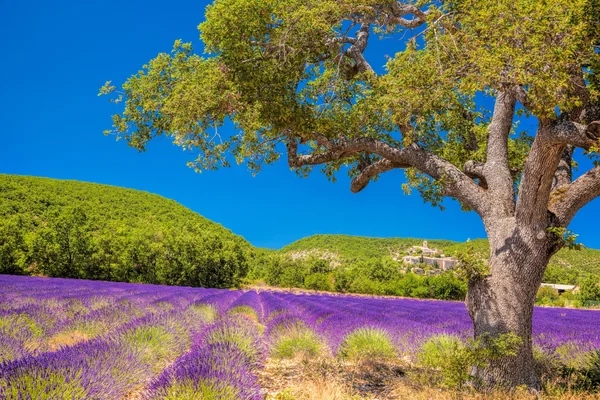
[467,220,555,388]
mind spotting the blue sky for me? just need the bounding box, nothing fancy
[1,1,598,249]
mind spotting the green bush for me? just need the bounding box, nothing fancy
[348,276,384,295]
[338,328,396,363]
[410,286,430,299]
[418,333,522,389]
[580,276,600,302]
[270,325,325,360]
[537,286,560,302]
[303,273,333,291]
[428,273,467,300]
[418,335,470,388]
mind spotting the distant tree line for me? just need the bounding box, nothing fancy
[248,253,468,301]
[0,175,250,288]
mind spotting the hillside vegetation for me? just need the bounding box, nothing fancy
[1,175,597,294]
[0,174,252,287]
[280,234,600,284]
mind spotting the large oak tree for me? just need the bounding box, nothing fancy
[101,0,600,389]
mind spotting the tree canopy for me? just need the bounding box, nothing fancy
[101,0,599,214]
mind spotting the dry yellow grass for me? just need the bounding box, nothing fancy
[258,356,600,400]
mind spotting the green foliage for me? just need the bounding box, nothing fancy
[547,227,584,251]
[454,242,488,282]
[101,0,599,211]
[160,378,240,400]
[536,286,560,305]
[428,273,467,301]
[580,276,600,302]
[0,174,251,288]
[418,335,470,388]
[419,333,522,388]
[270,325,325,360]
[303,272,333,292]
[338,328,397,363]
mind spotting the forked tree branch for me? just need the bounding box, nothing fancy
[484,90,517,215]
[464,160,488,189]
[344,24,374,75]
[286,136,490,215]
[550,166,600,227]
[350,159,408,193]
[546,119,600,149]
[387,3,430,28]
[552,145,574,191]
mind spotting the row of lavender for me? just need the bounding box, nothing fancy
[1,275,600,398]
[271,291,600,352]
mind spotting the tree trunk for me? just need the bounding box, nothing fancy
[466,220,555,389]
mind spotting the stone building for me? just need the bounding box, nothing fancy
[402,241,458,271]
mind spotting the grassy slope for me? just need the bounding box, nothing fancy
[0,174,251,248]
[281,234,600,283]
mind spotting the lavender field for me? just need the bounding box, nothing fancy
[0,275,599,399]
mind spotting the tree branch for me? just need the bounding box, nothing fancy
[351,159,407,193]
[484,90,517,215]
[387,3,430,28]
[546,118,600,150]
[549,166,600,227]
[344,24,374,75]
[552,145,574,191]
[287,136,490,215]
[516,124,567,226]
[464,160,488,189]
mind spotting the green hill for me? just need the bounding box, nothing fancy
[0,174,253,288]
[280,234,600,284]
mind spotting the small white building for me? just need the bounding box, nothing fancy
[540,283,579,294]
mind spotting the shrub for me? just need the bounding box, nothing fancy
[303,273,333,291]
[580,276,600,302]
[536,286,560,304]
[338,328,396,363]
[418,335,470,388]
[418,333,522,389]
[228,305,259,322]
[270,325,325,360]
[428,273,467,300]
[410,286,430,299]
[348,276,384,295]
[189,304,218,323]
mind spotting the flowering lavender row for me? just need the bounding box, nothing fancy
[269,292,600,353]
[146,294,264,399]
[0,275,240,398]
[0,301,227,398]
[0,276,218,364]
[2,275,600,399]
